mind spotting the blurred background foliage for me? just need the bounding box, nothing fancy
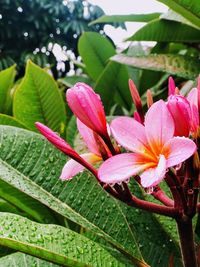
[0,0,123,77]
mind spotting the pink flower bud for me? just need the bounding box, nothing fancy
[129,79,144,122]
[167,95,191,137]
[168,77,176,96]
[66,83,108,138]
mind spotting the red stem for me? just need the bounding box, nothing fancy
[176,217,197,267]
[152,187,174,207]
[128,195,178,217]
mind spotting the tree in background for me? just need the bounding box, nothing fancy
[0,0,107,76]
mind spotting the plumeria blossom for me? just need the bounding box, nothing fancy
[167,76,200,137]
[66,83,108,138]
[167,95,191,137]
[98,100,196,188]
[35,122,99,179]
[60,119,106,180]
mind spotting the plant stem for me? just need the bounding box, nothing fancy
[176,217,197,267]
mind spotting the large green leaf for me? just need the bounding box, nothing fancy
[160,10,198,28]
[0,252,59,267]
[0,126,182,266]
[0,114,26,129]
[111,54,200,79]
[0,212,123,267]
[94,61,131,110]
[58,76,93,88]
[0,65,16,114]
[0,126,147,266]
[90,13,161,25]
[0,179,56,224]
[13,60,66,133]
[156,0,200,29]
[78,32,116,81]
[127,19,200,42]
[78,32,131,110]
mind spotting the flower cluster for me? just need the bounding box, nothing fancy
[36,77,200,217]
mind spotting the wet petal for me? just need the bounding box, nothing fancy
[77,119,100,155]
[98,153,151,184]
[140,155,166,188]
[60,153,102,180]
[167,95,191,137]
[145,100,174,152]
[111,117,147,153]
[163,137,197,167]
[67,83,107,137]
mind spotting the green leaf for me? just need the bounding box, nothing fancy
[127,19,200,42]
[111,54,200,79]
[0,114,27,129]
[58,76,93,88]
[0,212,124,267]
[0,65,16,114]
[94,61,131,110]
[78,32,116,81]
[0,126,148,266]
[90,13,161,25]
[66,115,78,147]
[0,179,56,224]
[156,0,200,29]
[13,60,66,133]
[0,252,59,267]
[160,10,198,28]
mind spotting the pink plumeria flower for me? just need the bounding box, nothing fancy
[98,100,196,188]
[66,83,108,139]
[35,122,98,179]
[60,119,104,180]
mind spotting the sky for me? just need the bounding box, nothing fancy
[88,0,168,47]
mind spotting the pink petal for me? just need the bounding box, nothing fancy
[168,76,176,96]
[187,88,199,133]
[145,100,174,152]
[163,137,197,167]
[140,155,166,188]
[98,153,151,184]
[187,88,198,108]
[167,95,191,137]
[60,153,102,180]
[35,122,78,157]
[111,117,148,153]
[66,83,107,137]
[77,119,100,156]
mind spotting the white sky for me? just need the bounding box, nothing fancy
[88,0,168,47]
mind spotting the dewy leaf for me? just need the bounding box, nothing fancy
[0,179,57,224]
[0,212,124,267]
[111,54,200,79]
[0,64,16,114]
[0,252,60,267]
[78,32,116,81]
[156,0,200,29]
[89,13,161,25]
[13,60,66,133]
[127,19,200,42]
[0,126,147,266]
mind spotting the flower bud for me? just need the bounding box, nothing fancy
[66,83,108,137]
[167,95,191,137]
